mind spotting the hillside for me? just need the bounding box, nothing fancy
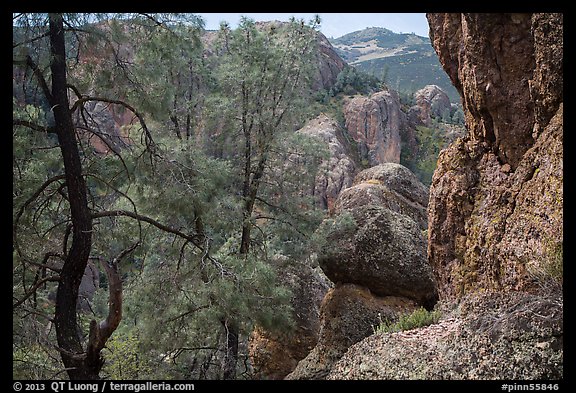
[330,27,460,102]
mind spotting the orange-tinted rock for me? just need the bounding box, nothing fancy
[285,283,417,379]
[343,90,405,166]
[248,260,332,380]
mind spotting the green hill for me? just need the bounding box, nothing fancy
[330,27,460,102]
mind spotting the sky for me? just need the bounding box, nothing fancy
[196,13,430,39]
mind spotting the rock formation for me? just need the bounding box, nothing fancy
[287,164,436,379]
[286,284,417,380]
[76,100,133,154]
[318,164,436,306]
[343,90,405,166]
[248,258,332,380]
[345,163,429,229]
[326,13,563,381]
[426,13,563,300]
[329,291,562,379]
[314,32,347,91]
[409,84,452,126]
[297,114,357,210]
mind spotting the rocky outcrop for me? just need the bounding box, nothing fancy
[411,84,452,125]
[319,164,435,305]
[248,259,331,380]
[314,32,347,91]
[286,284,417,380]
[426,13,563,301]
[343,90,405,166]
[328,291,563,379]
[249,21,345,92]
[297,114,356,210]
[351,163,429,215]
[288,164,437,379]
[318,204,436,307]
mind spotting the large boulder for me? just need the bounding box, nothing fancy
[343,90,405,166]
[318,205,437,307]
[328,291,563,379]
[285,283,417,380]
[335,163,429,229]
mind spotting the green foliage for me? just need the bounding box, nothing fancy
[312,211,357,253]
[400,125,445,186]
[327,66,382,97]
[375,307,441,334]
[13,13,347,380]
[101,332,156,380]
[13,344,62,380]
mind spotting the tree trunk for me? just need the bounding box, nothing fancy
[221,318,239,380]
[48,13,97,380]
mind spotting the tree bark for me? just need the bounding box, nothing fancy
[48,13,97,380]
[221,318,239,380]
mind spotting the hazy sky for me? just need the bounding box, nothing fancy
[196,13,430,39]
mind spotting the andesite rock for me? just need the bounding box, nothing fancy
[318,204,437,307]
[411,84,452,125]
[343,90,405,166]
[426,13,563,300]
[285,283,417,380]
[319,164,435,306]
[328,291,563,379]
[297,114,356,211]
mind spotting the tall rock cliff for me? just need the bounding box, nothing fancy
[314,32,347,91]
[426,13,563,300]
[343,90,405,166]
[297,114,357,210]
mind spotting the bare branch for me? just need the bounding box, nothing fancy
[23,252,63,273]
[166,304,210,324]
[13,119,56,134]
[13,174,66,256]
[91,209,234,278]
[13,55,53,104]
[70,96,154,152]
[92,209,200,244]
[66,83,83,100]
[86,242,138,361]
[13,31,51,49]
[13,275,60,309]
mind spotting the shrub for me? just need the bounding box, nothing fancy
[375,307,440,334]
[527,239,563,294]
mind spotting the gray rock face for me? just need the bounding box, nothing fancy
[318,205,437,307]
[343,90,405,166]
[328,291,563,380]
[298,114,356,210]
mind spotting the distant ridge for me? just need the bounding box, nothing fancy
[330,27,459,102]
